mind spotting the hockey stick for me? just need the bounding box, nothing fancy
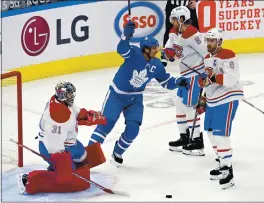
[10,139,130,197]
[190,88,204,141]
[242,99,264,114]
[128,0,131,18]
[181,61,203,76]
[180,62,204,141]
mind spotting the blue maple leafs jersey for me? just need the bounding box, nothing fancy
[111,38,179,94]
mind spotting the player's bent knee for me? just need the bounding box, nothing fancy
[125,120,140,140]
[96,119,116,135]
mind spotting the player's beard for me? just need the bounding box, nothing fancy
[207,46,216,53]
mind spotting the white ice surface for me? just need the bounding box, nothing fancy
[2,53,264,201]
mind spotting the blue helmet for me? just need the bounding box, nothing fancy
[140,36,159,51]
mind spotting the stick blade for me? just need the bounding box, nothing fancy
[112,189,130,197]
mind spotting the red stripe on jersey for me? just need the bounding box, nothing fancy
[225,101,233,136]
[217,148,231,152]
[176,115,186,118]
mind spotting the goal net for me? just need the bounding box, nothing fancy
[1,71,23,167]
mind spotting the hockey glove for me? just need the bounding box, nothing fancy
[198,77,213,88]
[123,21,135,39]
[77,109,107,126]
[175,77,190,89]
[195,96,206,115]
[198,68,216,88]
[161,48,176,62]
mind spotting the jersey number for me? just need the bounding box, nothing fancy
[51,125,61,134]
[173,44,184,59]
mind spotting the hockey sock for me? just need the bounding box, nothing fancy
[176,114,188,134]
[214,135,232,167]
[207,131,219,158]
[114,121,139,155]
[88,121,115,145]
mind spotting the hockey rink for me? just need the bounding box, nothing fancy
[2,53,264,201]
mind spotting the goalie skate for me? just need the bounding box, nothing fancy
[17,174,28,194]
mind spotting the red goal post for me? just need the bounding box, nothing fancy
[1,71,23,167]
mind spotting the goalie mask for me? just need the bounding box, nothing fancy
[55,81,76,106]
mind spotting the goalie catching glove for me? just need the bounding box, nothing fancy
[77,108,107,126]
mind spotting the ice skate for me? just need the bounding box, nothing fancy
[219,166,234,189]
[182,132,205,156]
[169,129,189,152]
[17,174,28,194]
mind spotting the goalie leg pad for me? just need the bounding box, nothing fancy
[25,167,91,194]
[81,142,106,168]
[50,151,73,183]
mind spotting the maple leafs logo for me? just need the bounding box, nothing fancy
[129,69,149,88]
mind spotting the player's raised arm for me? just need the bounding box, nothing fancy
[116,21,135,59]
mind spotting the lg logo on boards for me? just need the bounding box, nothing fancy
[21,15,89,56]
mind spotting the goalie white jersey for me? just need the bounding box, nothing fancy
[38,96,81,153]
[204,49,244,107]
[165,25,207,77]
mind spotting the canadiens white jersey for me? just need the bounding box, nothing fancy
[204,49,244,107]
[165,25,207,78]
[38,96,81,154]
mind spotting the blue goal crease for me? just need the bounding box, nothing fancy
[1,0,105,18]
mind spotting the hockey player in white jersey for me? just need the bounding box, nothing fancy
[197,28,244,189]
[38,81,107,171]
[17,81,108,195]
[162,6,207,156]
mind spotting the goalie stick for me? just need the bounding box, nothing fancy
[10,139,130,197]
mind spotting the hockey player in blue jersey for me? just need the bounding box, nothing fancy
[88,21,189,167]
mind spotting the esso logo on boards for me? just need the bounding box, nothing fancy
[21,16,50,56]
[114,2,164,42]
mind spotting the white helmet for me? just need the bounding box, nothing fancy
[205,28,224,42]
[170,6,191,24]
